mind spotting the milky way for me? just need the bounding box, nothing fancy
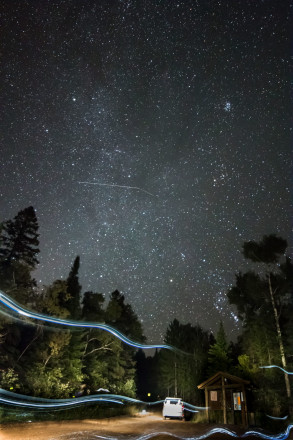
[1,0,292,343]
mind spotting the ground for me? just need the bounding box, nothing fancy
[0,412,292,440]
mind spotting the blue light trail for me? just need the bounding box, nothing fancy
[0,389,292,440]
[0,290,174,351]
[266,415,288,420]
[260,365,293,375]
[128,426,293,440]
[0,389,206,412]
[241,425,293,440]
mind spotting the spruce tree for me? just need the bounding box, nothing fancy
[105,290,146,396]
[207,321,230,377]
[0,207,40,388]
[0,206,39,268]
[82,291,105,321]
[106,290,145,342]
[66,256,82,319]
[157,319,210,402]
[62,256,84,394]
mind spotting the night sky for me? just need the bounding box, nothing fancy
[1,0,292,344]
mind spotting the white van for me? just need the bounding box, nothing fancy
[163,397,184,420]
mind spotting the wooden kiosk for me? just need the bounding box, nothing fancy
[197,371,249,426]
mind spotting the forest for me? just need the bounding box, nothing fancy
[0,206,292,425]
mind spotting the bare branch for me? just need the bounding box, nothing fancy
[14,325,42,366]
[84,345,114,357]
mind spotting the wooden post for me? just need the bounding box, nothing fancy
[241,385,248,427]
[205,388,209,422]
[221,375,227,424]
[230,390,235,425]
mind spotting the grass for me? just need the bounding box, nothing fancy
[0,403,140,424]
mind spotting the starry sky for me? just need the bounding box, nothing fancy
[1,0,292,344]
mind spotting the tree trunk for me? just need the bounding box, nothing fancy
[174,362,177,397]
[268,275,291,398]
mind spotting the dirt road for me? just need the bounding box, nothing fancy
[1,412,292,440]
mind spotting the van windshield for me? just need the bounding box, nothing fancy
[167,399,180,405]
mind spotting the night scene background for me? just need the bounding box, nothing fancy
[1,0,292,346]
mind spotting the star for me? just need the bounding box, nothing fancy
[0,0,291,345]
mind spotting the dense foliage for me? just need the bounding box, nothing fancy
[227,235,293,417]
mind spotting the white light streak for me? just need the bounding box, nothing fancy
[78,181,156,197]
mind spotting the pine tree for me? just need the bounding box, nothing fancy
[82,291,105,321]
[66,256,82,319]
[0,206,39,268]
[106,290,145,342]
[0,207,40,387]
[104,290,145,397]
[62,256,84,394]
[207,321,230,377]
[42,280,71,318]
[157,319,211,403]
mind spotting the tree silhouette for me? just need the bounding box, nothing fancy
[228,234,292,400]
[207,321,230,377]
[0,206,39,268]
[66,256,82,319]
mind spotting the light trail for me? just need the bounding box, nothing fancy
[0,389,207,413]
[0,394,124,409]
[77,425,293,440]
[78,181,157,197]
[266,414,288,420]
[0,290,174,351]
[183,401,207,411]
[260,365,293,375]
[127,425,293,440]
[241,426,293,440]
[1,389,292,440]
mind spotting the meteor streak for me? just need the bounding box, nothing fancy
[78,181,156,197]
